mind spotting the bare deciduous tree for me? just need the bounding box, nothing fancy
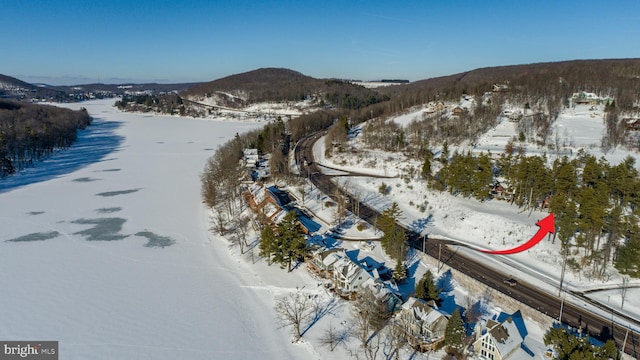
[210,209,227,236]
[620,276,629,310]
[463,295,482,336]
[320,322,350,351]
[230,215,250,253]
[349,288,390,360]
[274,290,315,342]
[382,321,407,360]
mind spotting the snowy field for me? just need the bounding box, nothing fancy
[0,99,317,360]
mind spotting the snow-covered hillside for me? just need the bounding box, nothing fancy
[315,105,640,332]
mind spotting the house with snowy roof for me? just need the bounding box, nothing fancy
[490,179,514,201]
[243,184,284,225]
[330,251,400,306]
[472,311,528,360]
[244,185,295,225]
[332,256,370,294]
[243,148,259,168]
[307,248,345,278]
[394,297,449,352]
[451,106,466,117]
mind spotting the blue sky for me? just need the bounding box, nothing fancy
[3,1,640,85]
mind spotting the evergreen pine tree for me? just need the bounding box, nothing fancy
[377,202,407,260]
[392,258,407,283]
[440,141,449,164]
[259,225,276,265]
[272,211,308,272]
[444,308,465,349]
[472,151,493,200]
[421,149,433,182]
[544,326,618,359]
[616,223,640,276]
[415,270,440,303]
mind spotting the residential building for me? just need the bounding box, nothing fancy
[307,248,345,278]
[329,251,400,308]
[395,297,449,352]
[473,313,526,360]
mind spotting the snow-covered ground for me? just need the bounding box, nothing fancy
[0,99,317,360]
[2,98,636,359]
[186,95,319,119]
[313,105,640,337]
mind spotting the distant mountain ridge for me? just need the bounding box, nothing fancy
[4,58,640,108]
[0,73,203,101]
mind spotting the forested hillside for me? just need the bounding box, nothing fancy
[201,59,640,279]
[0,100,92,177]
[0,74,70,101]
[182,68,389,111]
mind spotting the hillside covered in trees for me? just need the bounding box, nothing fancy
[183,68,389,110]
[0,74,70,102]
[0,100,92,177]
[201,58,640,279]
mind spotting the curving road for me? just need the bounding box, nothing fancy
[294,131,639,357]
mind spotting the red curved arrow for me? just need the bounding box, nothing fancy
[480,213,555,255]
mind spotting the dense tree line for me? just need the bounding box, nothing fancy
[424,147,640,279]
[322,79,390,110]
[0,100,91,177]
[115,93,187,115]
[201,131,254,213]
[259,211,308,271]
[544,326,618,360]
[361,94,503,158]
[379,59,640,113]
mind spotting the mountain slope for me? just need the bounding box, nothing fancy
[0,74,69,101]
[379,58,640,110]
[182,68,389,110]
[182,68,324,107]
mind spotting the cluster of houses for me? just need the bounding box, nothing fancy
[306,247,531,357]
[306,247,451,351]
[242,148,269,183]
[240,149,532,358]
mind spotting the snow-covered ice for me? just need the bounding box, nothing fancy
[0,99,314,359]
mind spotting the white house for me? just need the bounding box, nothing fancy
[243,148,259,168]
[332,256,371,293]
[473,315,525,360]
[307,248,345,278]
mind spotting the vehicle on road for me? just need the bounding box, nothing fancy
[503,278,517,286]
